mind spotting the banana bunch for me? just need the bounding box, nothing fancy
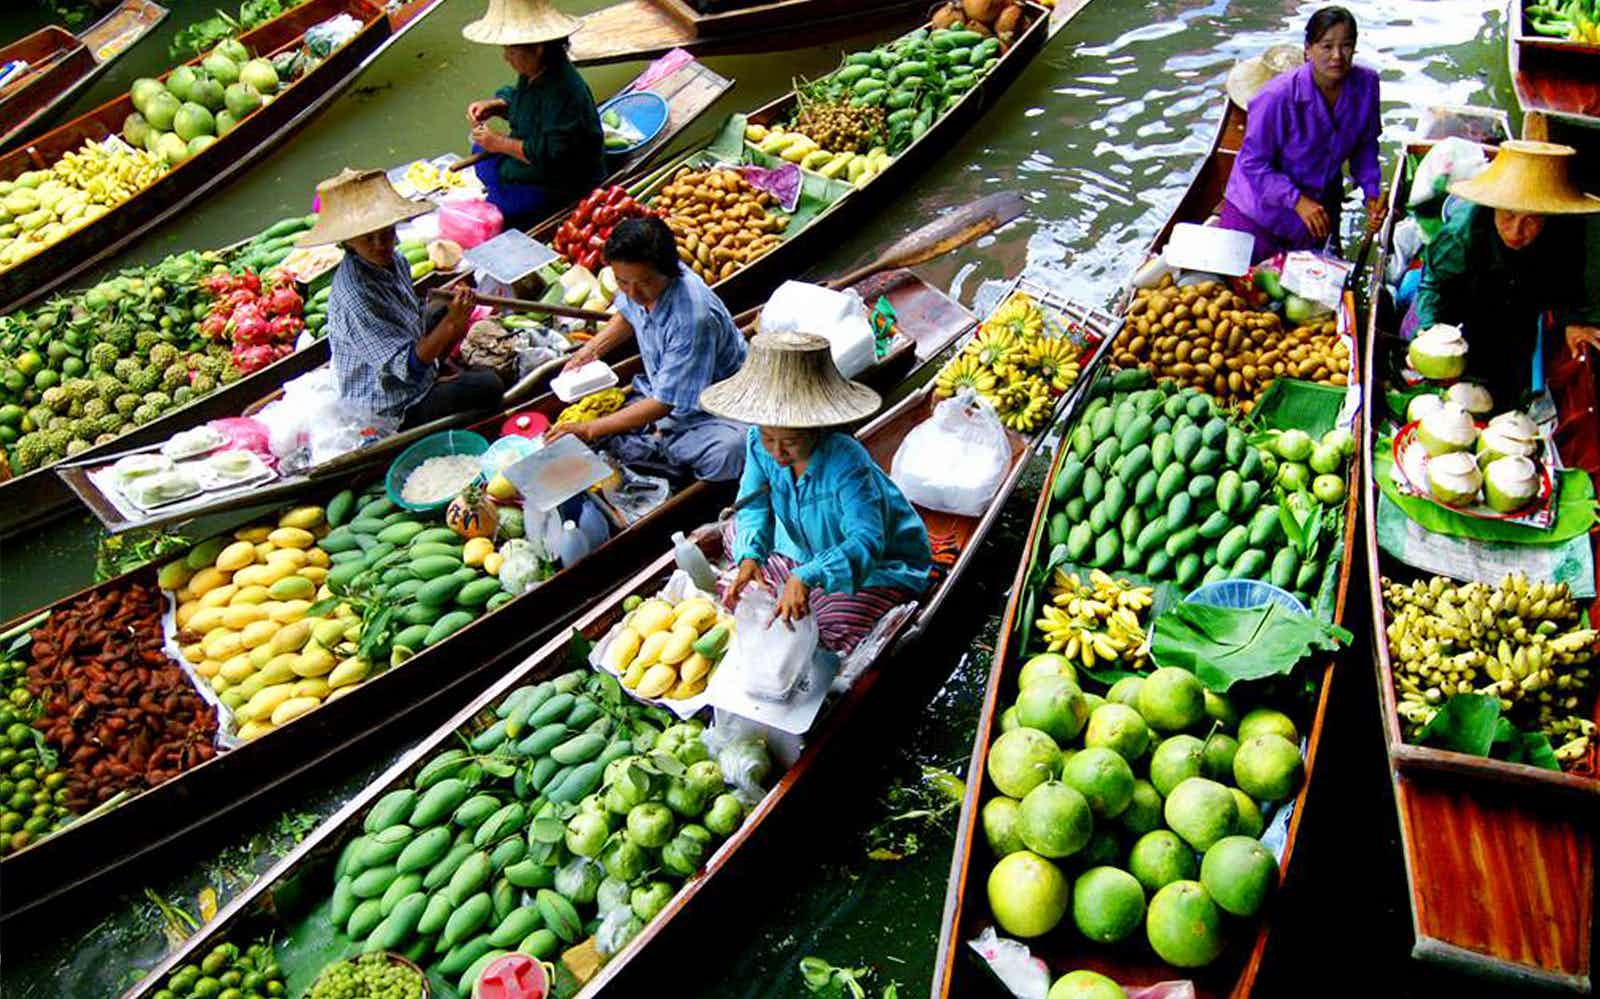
[995,375,1052,432]
[1384,573,1598,764]
[932,354,997,399]
[1026,337,1081,393]
[1034,568,1154,668]
[49,141,166,202]
[605,594,732,700]
[930,291,1081,427]
[985,291,1045,341]
[0,142,164,271]
[557,386,627,425]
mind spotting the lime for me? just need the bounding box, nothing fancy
[1238,707,1298,744]
[1015,674,1088,744]
[1048,970,1127,999]
[1163,777,1239,851]
[1062,747,1135,819]
[1083,702,1150,762]
[1136,667,1205,732]
[1071,865,1146,944]
[987,850,1070,938]
[987,727,1063,799]
[1148,734,1204,796]
[1232,734,1303,802]
[15,351,41,377]
[1146,880,1224,967]
[1127,829,1196,894]
[1018,780,1093,859]
[1200,835,1277,916]
[1018,653,1077,689]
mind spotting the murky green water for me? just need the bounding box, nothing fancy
[1,0,1530,996]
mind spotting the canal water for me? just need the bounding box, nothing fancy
[1,0,1522,996]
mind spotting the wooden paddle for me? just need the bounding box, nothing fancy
[731,190,1029,328]
[449,152,487,173]
[428,288,611,324]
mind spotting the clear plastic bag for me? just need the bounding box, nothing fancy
[594,906,644,958]
[728,585,818,702]
[497,538,545,595]
[701,717,774,805]
[890,388,1009,516]
[1408,137,1488,207]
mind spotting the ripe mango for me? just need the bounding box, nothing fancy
[190,563,233,596]
[216,541,258,572]
[293,644,336,677]
[270,619,313,655]
[632,600,675,636]
[299,566,328,585]
[265,548,308,570]
[210,675,231,694]
[463,537,495,567]
[271,695,321,726]
[202,628,243,661]
[668,676,706,700]
[254,542,276,562]
[483,553,504,576]
[258,653,301,686]
[199,583,239,608]
[635,630,670,669]
[637,664,678,699]
[221,604,267,630]
[233,525,272,543]
[658,632,694,666]
[312,618,348,648]
[679,652,712,685]
[292,677,331,700]
[194,659,224,680]
[329,656,370,689]
[248,644,275,668]
[238,683,294,724]
[305,548,331,569]
[279,506,326,530]
[230,584,271,605]
[157,560,194,591]
[220,689,247,711]
[220,655,257,682]
[175,600,201,630]
[237,719,275,741]
[672,598,718,633]
[269,575,315,601]
[606,627,642,673]
[239,619,280,650]
[186,606,226,635]
[268,526,315,550]
[269,599,311,624]
[621,660,647,690]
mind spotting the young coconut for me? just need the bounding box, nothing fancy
[1406,392,1444,424]
[1407,324,1469,381]
[1415,401,1477,456]
[1444,381,1494,418]
[1477,410,1539,464]
[1483,454,1540,513]
[1427,450,1483,507]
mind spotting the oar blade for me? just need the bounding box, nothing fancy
[873,190,1028,271]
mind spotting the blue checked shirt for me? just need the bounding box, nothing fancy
[614,263,746,420]
[328,250,433,422]
[734,428,932,595]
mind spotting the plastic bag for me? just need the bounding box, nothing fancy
[1408,137,1488,207]
[891,388,1009,516]
[594,905,643,958]
[758,281,875,378]
[497,538,546,595]
[701,716,774,805]
[439,199,503,249]
[967,927,1052,999]
[727,585,818,702]
[208,418,273,465]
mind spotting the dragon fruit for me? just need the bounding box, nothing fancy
[230,343,280,374]
[264,281,302,316]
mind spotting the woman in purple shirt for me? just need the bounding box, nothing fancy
[1219,7,1385,262]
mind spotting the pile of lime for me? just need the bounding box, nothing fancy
[310,953,425,999]
[0,657,76,854]
[153,940,285,999]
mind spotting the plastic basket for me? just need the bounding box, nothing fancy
[386,430,490,512]
[599,90,670,157]
[1184,579,1307,616]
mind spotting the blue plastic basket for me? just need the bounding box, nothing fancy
[386,430,490,513]
[598,90,670,157]
[1184,580,1308,617]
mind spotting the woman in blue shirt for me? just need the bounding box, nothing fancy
[701,332,933,654]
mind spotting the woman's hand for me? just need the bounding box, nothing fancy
[443,283,476,330]
[1294,195,1331,240]
[465,99,507,124]
[1365,196,1385,234]
[725,558,762,610]
[470,125,513,156]
[564,339,600,372]
[545,419,594,445]
[1565,324,1600,359]
[772,575,810,630]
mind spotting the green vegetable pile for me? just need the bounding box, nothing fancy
[151,938,286,999]
[309,953,424,999]
[0,657,77,855]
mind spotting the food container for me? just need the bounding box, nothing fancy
[439,199,504,249]
[598,90,670,158]
[474,953,549,999]
[386,430,490,512]
[1184,579,1307,617]
[551,360,619,403]
[161,425,228,460]
[500,410,551,438]
[503,434,612,512]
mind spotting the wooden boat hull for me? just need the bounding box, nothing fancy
[0,1,168,151]
[0,57,733,540]
[1508,0,1600,130]
[570,0,926,66]
[0,0,446,315]
[0,268,973,926]
[1358,134,1597,993]
[933,94,1363,998]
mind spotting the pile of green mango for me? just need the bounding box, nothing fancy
[1046,369,1326,606]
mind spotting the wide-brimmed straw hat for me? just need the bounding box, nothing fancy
[463,0,581,46]
[1448,140,1600,215]
[700,332,881,428]
[1226,44,1304,110]
[297,168,433,247]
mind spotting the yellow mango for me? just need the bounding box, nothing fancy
[298,566,328,585]
[326,684,359,703]
[271,696,320,726]
[278,506,325,530]
[305,548,331,569]
[658,631,694,666]
[632,599,675,636]
[236,672,270,702]
[253,542,276,562]
[636,664,678,699]
[292,644,336,677]
[186,606,226,635]
[157,560,195,591]
[270,619,313,654]
[670,622,700,645]
[236,719,275,741]
[190,564,233,596]
[268,526,315,550]
[194,658,224,680]
[635,630,670,669]
[175,586,195,605]
[621,660,648,690]
[269,575,315,601]
[231,564,268,589]
[292,677,331,700]
[317,584,334,602]
[236,683,291,723]
[463,537,495,567]
[230,584,271,606]
[221,604,267,630]
[269,599,311,624]
[679,652,712,685]
[220,688,247,711]
[258,653,301,686]
[328,656,370,689]
[248,644,275,668]
[219,655,257,682]
[606,627,643,672]
[202,629,243,661]
[233,525,271,543]
[175,600,201,630]
[215,541,258,572]
[486,472,517,501]
[239,619,280,650]
[667,676,707,700]
[210,674,231,693]
[483,552,504,576]
[672,598,718,633]
[265,548,308,570]
[199,583,239,609]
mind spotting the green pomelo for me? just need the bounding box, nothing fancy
[1018,780,1094,859]
[1072,866,1147,944]
[1164,777,1239,852]
[1148,735,1205,797]
[1203,689,1238,730]
[1200,835,1277,917]
[144,90,180,131]
[215,38,250,64]
[1119,779,1163,837]
[155,132,190,166]
[240,58,279,93]
[166,66,198,103]
[189,75,224,111]
[215,109,239,135]
[1019,652,1077,689]
[1016,675,1088,745]
[987,850,1070,938]
[1082,692,1107,715]
[202,52,239,86]
[173,102,215,142]
[130,77,164,115]
[186,135,216,156]
[1127,829,1196,895]
[988,728,1063,799]
[999,706,1021,733]
[224,81,262,118]
[121,111,151,149]
[1232,734,1303,802]
[1230,789,1264,839]
[982,796,1026,858]
[1048,970,1127,999]
[1084,703,1150,761]
[1136,667,1206,733]
[1200,733,1239,783]
[1146,880,1225,968]
[1238,707,1298,744]
[1062,747,1135,819]
[1106,676,1143,708]
[1075,828,1122,869]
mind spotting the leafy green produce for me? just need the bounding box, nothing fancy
[1149,601,1350,693]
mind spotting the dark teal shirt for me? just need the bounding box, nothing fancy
[493,61,605,197]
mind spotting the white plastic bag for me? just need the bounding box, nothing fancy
[891,388,1009,516]
[727,585,818,702]
[701,716,774,805]
[1408,137,1488,207]
[757,280,875,378]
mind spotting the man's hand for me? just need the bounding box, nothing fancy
[772,575,810,630]
[1294,194,1331,240]
[564,339,601,372]
[1566,324,1600,359]
[1365,196,1385,234]
[725,558,762,610]
[443,283,475,330]
[545,419,594,445]
[466,99,506,124]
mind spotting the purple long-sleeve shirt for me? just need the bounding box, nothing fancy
[1222,62,1382,247]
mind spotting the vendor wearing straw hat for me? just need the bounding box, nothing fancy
[304,169,504,428]
[1406,140,1600,400]
[461,0,605,228]
[1218,7,1384,262]
[707,332,933,654]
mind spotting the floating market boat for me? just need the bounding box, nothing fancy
[933,94,1365,998]
[569,0,926,66]
[1507,0,1600,132]
[1358,126,1597,994]
[0,0,168,151]
[109,298,1116,999]
[0,268,976,926]
[0,0,451,314]
[0,57,733,540]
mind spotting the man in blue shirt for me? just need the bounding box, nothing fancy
[548,217,748,481]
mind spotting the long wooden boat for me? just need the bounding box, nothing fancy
[0,0,168,151]
[1358,126,1597,993]
[536,1,1061,316]
[1507,0,1600,131]
[0,0,448,314]
[0,268,973,927]
[933,94,1364,997]
[0,57,733,540]
[109,301,1114,999]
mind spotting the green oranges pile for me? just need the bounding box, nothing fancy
[0,658,76,855]
[151,939,285,999]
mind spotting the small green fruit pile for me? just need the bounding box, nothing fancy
[151,939,285,999]
[0,658,77,855]
[309,953,424,999]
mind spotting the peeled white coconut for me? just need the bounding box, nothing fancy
[1483,454,1540,513]
[1416,401,1477,456]
[1407,324,1469,381]
[1406,393,1445,424]
[1486,410,1538,441]
[1444,382,1494,417]
[1428,450,1483,506]
[1477,412,1540,465]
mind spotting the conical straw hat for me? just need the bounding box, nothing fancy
[463,0,581,46]
[1226,44,1304,110]
[297,168,434,247]
[700,332,881,428]
[1448,140,1600,215]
